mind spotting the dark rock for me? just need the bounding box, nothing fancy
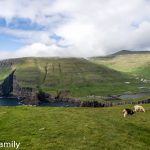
[0,70,15,96]
[37,90,51,102]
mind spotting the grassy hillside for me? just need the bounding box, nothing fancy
[0,66,12,83]
[0,105,149,150]
[90,50,150,74]
[0,56,148,97]
[8,57,139,96]
[91,51,150,91]
[89,51,150,95]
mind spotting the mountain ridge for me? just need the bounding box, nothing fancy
[90,50,150,59]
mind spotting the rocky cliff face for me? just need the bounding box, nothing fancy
[0,70,15,96]
[0,70,39,105]
[13,75,39,105]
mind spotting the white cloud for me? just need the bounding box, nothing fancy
[1,0,150,59]
[16,43,72,57]
[0,42,84,59]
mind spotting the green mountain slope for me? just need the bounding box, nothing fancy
[0,57,140,96]
[0,61,14,83]
[90,50,150,77]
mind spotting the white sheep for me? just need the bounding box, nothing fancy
[134,105,145,112]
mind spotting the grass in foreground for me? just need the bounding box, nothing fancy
[0,104,149,150]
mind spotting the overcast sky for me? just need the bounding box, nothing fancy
[0,0,150,59]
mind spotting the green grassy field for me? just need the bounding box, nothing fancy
[0,104,149,150]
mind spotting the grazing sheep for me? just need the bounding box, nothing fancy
[134,105,145,112]
[122,108,134,117]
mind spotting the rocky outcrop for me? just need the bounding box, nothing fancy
[0,70,15,96]
[0,70,38,105]
[13,75,39,105]
[41,97,113,107]
[37,90,51,102]
[137,99,150,104]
